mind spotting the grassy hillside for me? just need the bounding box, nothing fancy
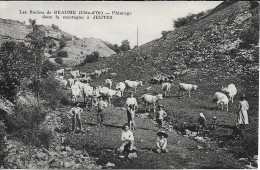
[78,1,259,159]
[0,18,116,66]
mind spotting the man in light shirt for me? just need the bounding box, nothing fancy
[125,92,138,109]
[125,92,138,130]
[117,123,135,153]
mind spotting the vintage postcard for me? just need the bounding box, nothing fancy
[0,1,258,169]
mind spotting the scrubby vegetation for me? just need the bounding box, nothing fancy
[56,50,68,58]
[173,11,206,28]
[55,57,63,64]
[0,41,33,102]
[239,15,259,48]
[0,121,7,167]
[80,51,99,65]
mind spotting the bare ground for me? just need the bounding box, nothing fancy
[63,103,245,169]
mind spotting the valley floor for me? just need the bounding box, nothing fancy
[64,105,245,169]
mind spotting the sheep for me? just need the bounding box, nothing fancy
[222,84,237,103]
[116,82,126,96]
[213,92,229,111]
[125,80,143,92]
[140,94,163,113]
[105,79,113,89]
[99,86,122,106]
[162,82,171,97]
[179,82,198,98]
[56,69,65,76]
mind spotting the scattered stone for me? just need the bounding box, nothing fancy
[128,152,138,159]
[49,159,62,169]
[65,146,72,152]
[105,162,115,168]
[197,145,205,150]
[64,162,71,168]
[246,164,256,169]
[86,163,95,169]
[75,157,82,164]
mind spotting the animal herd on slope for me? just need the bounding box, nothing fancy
[54,67,238,113]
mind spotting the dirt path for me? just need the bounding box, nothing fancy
[64,106,244,169]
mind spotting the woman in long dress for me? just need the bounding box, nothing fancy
[237,94,249,127]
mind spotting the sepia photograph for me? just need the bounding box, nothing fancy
[0,1,259,169]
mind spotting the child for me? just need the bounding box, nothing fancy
[211,116,218,130]
[197,113,206,136]
[117,123,135,153]
[156,105,167,128]
[156,131,169,153]
[97,96,108,127]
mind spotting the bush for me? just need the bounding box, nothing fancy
[51,24,59,30]
[0,41,33,102]
[55,57,63,64]
[47,39,56,48]
[173,11,205,28]
[39,76,63,108]
[5,107,55,149]
[161,31,171,39]
[0,121,7,167]
[59,35,72,49]
[80,52,99,65]
[60,95,70,106]
[239,16,259,49]
[57,51,68,58]
[41,59,57,78]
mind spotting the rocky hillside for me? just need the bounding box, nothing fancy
[78,0,259,158]
[80,1,258,83]
[0,18,116,66]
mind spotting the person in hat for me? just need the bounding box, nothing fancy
[117,123,135,153]
[125,92,138,130]
[197,113,206,136]
[211,116,218,130]
[237,94,249,128]
[96,96,108,127]
[69,102,84,133]
[156,131,169,153]
[156,104,167,128]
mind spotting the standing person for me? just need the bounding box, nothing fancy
[156,131,169,153]
[117,123,135,153]
[69,102,84,133]
[125,92,138,130]
[92,86,100,107]
[211,116,218,130]
[197,113,206,136]
[125,92,138,110]
[156,105,167,128]
[97,96,107,127]
[237,94,249,128]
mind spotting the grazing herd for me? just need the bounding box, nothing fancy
[55,67,238,113]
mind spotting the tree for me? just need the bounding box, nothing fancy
[120,40,131,51]
[80,51,99,65]
[26,19,46,106]
[114,44,121,53]
[0,41,33,102]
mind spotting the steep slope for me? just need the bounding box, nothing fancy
[78,1,259,159]
[0,18,116,66]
